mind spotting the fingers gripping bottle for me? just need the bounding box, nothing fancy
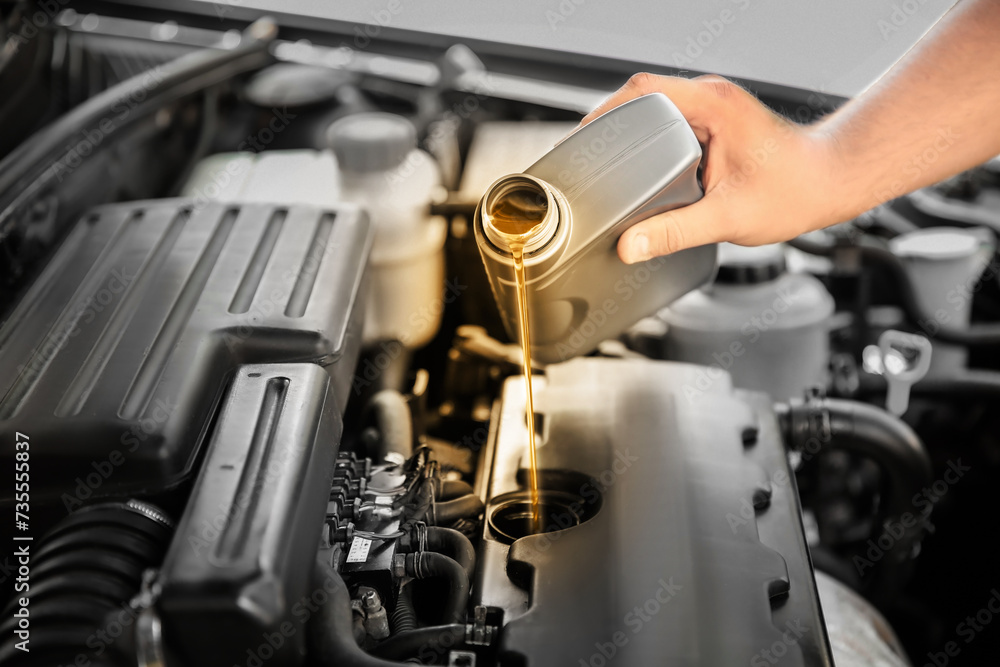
[474,93,718,363]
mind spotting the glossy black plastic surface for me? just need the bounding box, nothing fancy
[157,363,342,667]
[0,198,370,505]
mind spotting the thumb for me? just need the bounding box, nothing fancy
[617,197,727,264]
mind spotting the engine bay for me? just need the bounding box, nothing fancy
[2,8,1000,667]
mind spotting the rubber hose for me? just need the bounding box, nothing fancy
[789,236,1000,345]
[308,560,421,667]
[825,397,934,500]
[0,501,173,666]
[0,19,275,241]
[782,397,932,521]
[391,585,417,634]
[404,552,470,624]
[780,396,933,598]
[434,494,485,525]
[425,527,477,581]
[370,625,467,662]
[438,479,474,501]
[407,478,434,523]
[826,398,934,598]
[855,368,1000,399]
[368,389,414,462]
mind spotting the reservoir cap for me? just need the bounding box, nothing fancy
[889,227,983,261]
[715,242,786,284]
[326,112,416,173]
[245,64,352,108]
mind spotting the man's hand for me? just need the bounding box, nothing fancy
[579,73,842,264]
[581,0,1000,265]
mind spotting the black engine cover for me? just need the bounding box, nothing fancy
[0,198,370,507]
[157,362,342,667]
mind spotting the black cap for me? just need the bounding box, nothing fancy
[714,243,786,284]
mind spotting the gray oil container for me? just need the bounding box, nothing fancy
[473,93,717,363]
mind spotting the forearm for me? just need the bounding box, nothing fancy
[815,0,1000,221]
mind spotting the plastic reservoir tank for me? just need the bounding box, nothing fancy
[182,112,447,349]
[660,243,834,400]
[888,226,994,377]
[326,112,447,348]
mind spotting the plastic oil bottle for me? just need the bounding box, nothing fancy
[474,92,718,531]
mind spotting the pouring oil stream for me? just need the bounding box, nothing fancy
[510,243,540,534]
[484,184,550,534]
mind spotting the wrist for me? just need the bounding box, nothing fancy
[799,125,862,230]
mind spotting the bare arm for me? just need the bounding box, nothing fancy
[580,0,1000,263]
[819,0,1000,219]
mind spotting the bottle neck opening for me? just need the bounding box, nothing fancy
[482,175,560,255]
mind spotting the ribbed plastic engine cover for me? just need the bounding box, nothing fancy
[477,358,834,666]
[0,198,370,506]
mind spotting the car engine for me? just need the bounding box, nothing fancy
[1,8,999,667]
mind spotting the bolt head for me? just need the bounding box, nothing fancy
[361,589,380,610]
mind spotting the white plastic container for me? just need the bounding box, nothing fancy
[182,135,446,349]
[889,226,994,376]
[327,112,447,348]
[660,243,834,400]
[181,149,342,208]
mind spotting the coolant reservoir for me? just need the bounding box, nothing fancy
[889,226,994,376]
[660,243,834,400]
[473,93,717,363]
[327,112,447,348]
